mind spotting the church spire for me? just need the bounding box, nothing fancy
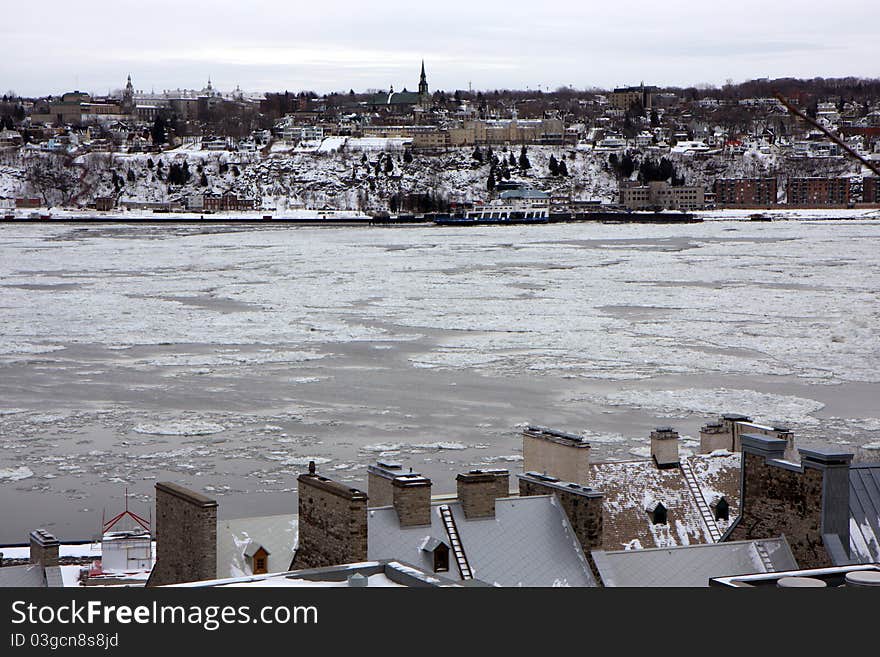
[418,60,428,97]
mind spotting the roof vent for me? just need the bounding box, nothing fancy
[776,576,827,588]
[348,573,368,587]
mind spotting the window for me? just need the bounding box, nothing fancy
[649,502,668,525]
[254,556,267,574]
[433,546,449,573]
[714,497,730,522]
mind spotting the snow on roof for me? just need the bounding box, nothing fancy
[589,452,740,550]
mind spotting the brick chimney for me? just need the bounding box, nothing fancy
[29,529,59,568]
[518,472,604,580]
[149,482,218,587]
[392,473,432,526]
[725,434,853,569]
[367,460,404,507]
[293,471,368,571]
[650,427,680,468]
[522,425,591,484]
[456,469,510,519]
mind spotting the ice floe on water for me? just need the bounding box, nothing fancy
[0,466,34,481]
[361,441,468,453]
[133,421,226,436]
[584,387,825,426]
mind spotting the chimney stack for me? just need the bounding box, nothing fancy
[149,483,218,586]
[392,473,433,527]
[650,427,680,468]
[522,425,591,484]
[29,529,59,568]
[456,469,510,519]
[721,413,751,451]
[726,434,853,569]
[293,470,368,571]
[518,472,604,579]
[699,421,731,453]
[367,460,404,507]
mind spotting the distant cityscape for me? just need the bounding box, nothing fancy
[1,66,879,218]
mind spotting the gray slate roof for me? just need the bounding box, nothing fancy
[0,564,47,587]
[368,496,596,587]
[849,464,880,563]
[216,514,298,579]
[591,537,798,587]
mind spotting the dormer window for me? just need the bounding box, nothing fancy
[419,537,450,573]
[244,542,270,576]
[714,497,730,522]
[648,502,668,525]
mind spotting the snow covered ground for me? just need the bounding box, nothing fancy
[1,219,879,541]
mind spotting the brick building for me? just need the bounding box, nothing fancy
[713,178,778,207]
[786,177,853,206]
[863,176,880,204]
[203,193,256,212]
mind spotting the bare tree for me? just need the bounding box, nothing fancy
[24,153,84,206]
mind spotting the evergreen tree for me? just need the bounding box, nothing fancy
[126,169,135,183]
[558,159,568,176]
[650,109,660,128]
[200,172,208,186]
[548,154,559,176]
[147,158,154,169]
[182,161,191,182]
[232,165,240,177]
[508,153,516,168]
[384,157,393,174]
[472,147,483,163]
[403,150,413,164]
[151,116,167,145]
[518,146,530,170]
[487,169,496,192]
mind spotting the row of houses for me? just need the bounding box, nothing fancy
[5,412,877,588]
[619,176,880,210]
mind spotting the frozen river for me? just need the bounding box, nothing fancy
[1,219,880,542]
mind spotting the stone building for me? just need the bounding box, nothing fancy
[619,180,706,211]
[148,482,218,587]
[722,434,857,569]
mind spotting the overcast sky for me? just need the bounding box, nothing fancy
[3,0,878,97]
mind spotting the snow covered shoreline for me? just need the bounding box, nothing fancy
[2,206,879,224]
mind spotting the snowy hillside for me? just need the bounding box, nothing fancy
[0,142,860,210]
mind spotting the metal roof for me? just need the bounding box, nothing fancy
[849,464,880,563]
[368,496,596,587]
[216,514,297,579]
[0,564,47,587]
[592,537,798,587]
